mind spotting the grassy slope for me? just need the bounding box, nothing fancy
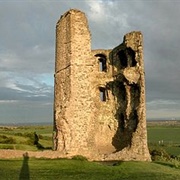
[0,158,180,180]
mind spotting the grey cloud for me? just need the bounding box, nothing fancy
[0,101,53,124]
[0,83,53,102]
[86,1,180,107]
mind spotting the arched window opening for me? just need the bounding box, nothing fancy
[99,87,106,102]
[118,48,137,68]
[99,57,107,71]
[95,54,107,72]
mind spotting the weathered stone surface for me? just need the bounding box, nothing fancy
[54,9,151,161]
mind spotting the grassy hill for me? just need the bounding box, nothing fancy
[0,125,52,151]
[0,159,180,180]
[0,158,180,180]
[0,122,180,179]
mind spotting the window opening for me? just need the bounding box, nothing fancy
[99,87,106,101]
[118,48,137,68]
[95,54,107,72]
[99,57,107,71]
[118,50,127,68]
[99,59,103,71]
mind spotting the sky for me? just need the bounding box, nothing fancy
[0,0,180,124]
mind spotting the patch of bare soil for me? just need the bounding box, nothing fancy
[0,149,70,159]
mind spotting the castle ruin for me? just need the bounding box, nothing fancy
[53,9,151,161]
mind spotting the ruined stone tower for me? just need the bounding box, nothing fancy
[54,9,151,161]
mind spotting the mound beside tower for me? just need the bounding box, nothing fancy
[54,9,151,161]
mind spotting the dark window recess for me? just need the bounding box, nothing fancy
[117,48,137,68]
[99,57,107,72]
[127,48,136,67]
[118,50,127,68]
[99,87,106,101]
[95,54,107,72]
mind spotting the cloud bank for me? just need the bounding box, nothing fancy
[0,0,180,123]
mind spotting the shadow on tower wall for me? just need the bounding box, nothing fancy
[108,44,139,152]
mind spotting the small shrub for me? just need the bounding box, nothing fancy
[39,134,43,139]
[26,139,34,145]
[24,132,38,145]
[72,155,88,161]
[171,158,180,168]
[15,132,23,136]
[150,148,170,161]
[0,135,16,144]
[0,144,14,149]
[24,132,34,139]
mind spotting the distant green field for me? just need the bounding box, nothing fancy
[147,126,180,157]
[0,125,53,151]
[0,124,180,158]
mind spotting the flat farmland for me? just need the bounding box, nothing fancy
[147,120,180,157]
[0,125,53,151]
[0,121,180,157]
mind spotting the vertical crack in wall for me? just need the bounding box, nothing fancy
[107,32,148,156]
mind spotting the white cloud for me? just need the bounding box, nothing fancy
[88,0,105,22]
[0,100,19,104]
[147,100,178,106]
[6,82,31,93]
[147,109,180,120]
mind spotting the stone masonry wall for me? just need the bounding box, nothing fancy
[54,11,72,151]
[54,9,95,156]
[90,49,118,154]
[54,9,151,161]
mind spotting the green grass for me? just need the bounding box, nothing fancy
[0,125,53,136]
[0,126,53,151]
[1,124,180,157]
[147,126,180,157]
[1,124,180,156]
[0,158,180,180]
[0,144,38,151]
[0,124,180,179]
[147,126,180,144]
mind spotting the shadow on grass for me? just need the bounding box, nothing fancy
[96,161,123,166]
[19,152,30,180]
[155,161,174,168]
[36,143,52,150]
[36,143,45,150]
